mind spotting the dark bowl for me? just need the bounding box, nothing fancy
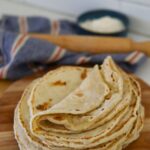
[77,9,129,37]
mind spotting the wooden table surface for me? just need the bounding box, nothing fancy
[0,80,13,95]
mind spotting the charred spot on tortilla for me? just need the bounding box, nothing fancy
[36,99,52,111]
[105,93,111,100]
[51,80,67,86]
[53,115,64,121]
[101,108,104,111]
[40,120,52,126]
[75,109,80,111]
[83,136,90,139]
[75,91,83,97]
[80,69,87,79]
[111,73,116,82]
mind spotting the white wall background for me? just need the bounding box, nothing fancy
[3,0,150,36]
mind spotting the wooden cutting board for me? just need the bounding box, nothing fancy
[0,72,150,150]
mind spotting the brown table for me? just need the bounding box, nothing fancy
[0,80,13,95]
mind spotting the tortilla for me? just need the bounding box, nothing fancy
[14,56,144,150]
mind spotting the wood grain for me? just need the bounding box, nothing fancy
[0,80,13,96]
[0,73,150,150]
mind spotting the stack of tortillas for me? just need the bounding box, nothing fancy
[14,56,144,150]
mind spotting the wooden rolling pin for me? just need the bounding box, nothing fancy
[30,34,150,56]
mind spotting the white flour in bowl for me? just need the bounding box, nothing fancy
[80,16,125,33]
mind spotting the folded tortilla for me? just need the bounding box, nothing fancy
[14,56,144,150]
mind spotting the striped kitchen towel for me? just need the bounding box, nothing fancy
[0,15,146,80]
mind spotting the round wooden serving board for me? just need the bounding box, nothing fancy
[0,72,150,150]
